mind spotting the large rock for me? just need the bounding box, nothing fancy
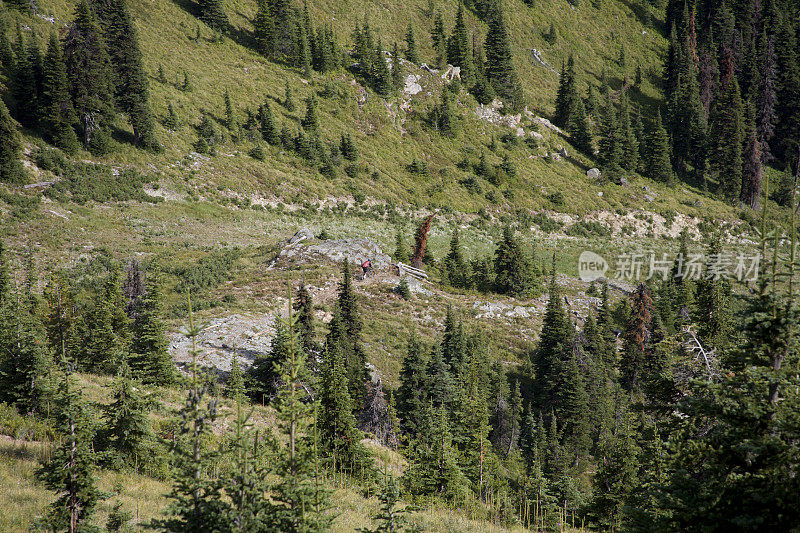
[403,74,422,95]
[587,168,601,180]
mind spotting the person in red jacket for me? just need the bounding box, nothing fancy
[361,258,373,277]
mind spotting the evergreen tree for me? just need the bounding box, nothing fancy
[554,54,576,128]
[198,0,228,31]
[692,236,732,349]
[447,3,475,87]
[403,404,469,502]
[532,261,572,410]
[271,299,332,531]
[225,352,247,402]
[249,314,287,401]
[100,358,156,470]
[301,94,319,130]
[431,11,447,69]
[373,39,393,97]
[598,93,624,180]
[568,93,593,155]
[324,263,369,409]
[0,96,26,184]
[646,110,674,184]
[709,58,743,201]
[159,305,228,532]
[92,0,159,149]
[253,0,274,58]
[294,282,316,363]
[590,407,640,530]
[294,12,311,75]
[10,27,40,127]
[396,335,429,435]
[131,271,175,384]
[319,342,368,472]
[619,97,639,172]
[741,113,763,209]
[484,0,523,110]
[340,132,358,161]
[37,368,105,533]
[40,33,79,154]
[493,226,536,297]
[223,87,234,130]
[391,42,403,90]
[164,102,179,130]
[443,227,469,289]
[283,79,295,111]
[63,0,116,146]
[404,24,419,64]
[260,100,279,144]
[620,283,654,392]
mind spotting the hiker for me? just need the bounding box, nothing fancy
[362,258,373,277]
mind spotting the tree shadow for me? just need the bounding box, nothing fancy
[617,0,665,36]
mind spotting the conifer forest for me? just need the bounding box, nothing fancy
[0,0,799,530]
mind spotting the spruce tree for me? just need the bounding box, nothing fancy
[131,271,175,385]
[372,39,393,97]
[0,96,26,184]
[391,42,403,90]
[253,0,274,58]
[554,54,576,129]
[159,304,228,532]
[448,3,475,87]
[443,227,468,289]
[271,298,332,531]
[403,404,469,502]
[301,94,319,130]
[260,101,279,145]
[493,226,536,297]
[646,110,674,184]
[164,102,179,130]
[396,335,429,435]
[431,11,447,69]
[484,0,523,109]
[40,33,79,154]
[37,368,105,533]
[225,352,247,402]
[198,0,228,32]
[100,358,156,470]
[63,0,116,146]
[568,93,593,155]
[404,24,419,64]
[741,114,763,209]
[10,27,40,127]
[294,281,317,368]
[709,60,743,201]
[92,0,158,149]
[620,283,654,392]
[598,93,624,180]
[326,259,368,406]
[223,87,234,130]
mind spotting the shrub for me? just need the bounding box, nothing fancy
[397,278,412,300]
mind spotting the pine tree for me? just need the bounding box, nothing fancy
[620,283,654,392]
[590,407,640,530]
[40,33,79,154]
[294,11,311,75]
[271,296,332,531]
[158,303,228,532]
[484,0,523,110]
[223,88,234,130]
[283,80,295,111]
[372,39,392,97]
[741,112,763,209]
[10,27,40,127]
[426,346,455,411]
[443,227,468,289]
[164,102,179,130]
[619,97,639,172]
[319,342,368,472]
[554,54,576,128]
[198,0,228,31]
[396,335,429,435]
[225,352,247,402]
[532,261,572,410]
[100,358,156,470]
[301,94,319,130]
[404,24,419,64]
[493,226,536,297]
[391,42,403,90]
[63,0,116,146]
[646,110,674,184]
[692,236,732,349]
[340,132,358,161]
[568,93,593,155]
[0,96,27,184]
[253,0,274,58]
[431,11,447,69]
[249,314,287,401]
[93,0,159,149]
[774,14,800,164]
[37,368,105,533]
[709,56,743,201]
[447,3,475,87]
[260,100,279,145]
[131,271,175,385]
[598,93,624,180]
